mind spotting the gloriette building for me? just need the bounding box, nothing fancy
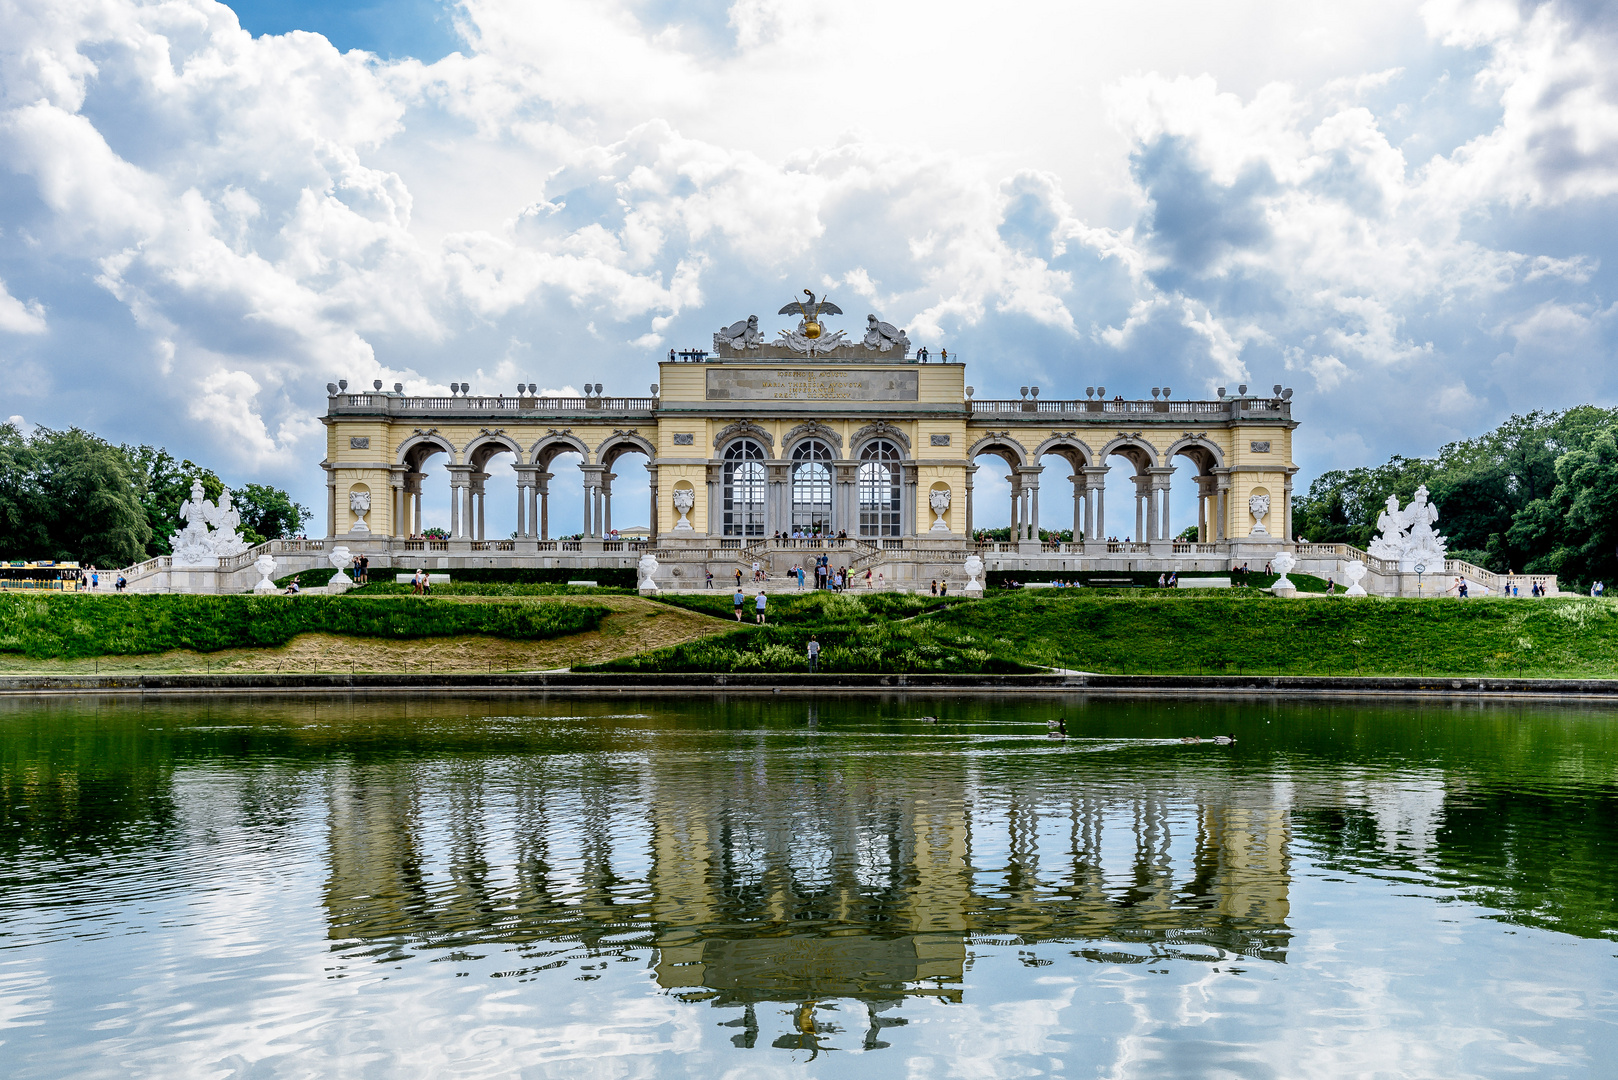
[314,291,1301,585]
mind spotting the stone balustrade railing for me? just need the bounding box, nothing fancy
[333,394,657,415]
[969,398,1289,418]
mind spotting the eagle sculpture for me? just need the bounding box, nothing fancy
[778,289,843,339]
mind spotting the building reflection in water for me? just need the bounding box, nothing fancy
[321,745,1291,1049]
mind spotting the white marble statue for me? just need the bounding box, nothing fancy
[963,553,984,596]
[172,478,254,565]
[1368,485,1448,572]
[637,553,660,591]
[1271,550,1296,592]
[863,314,911,355]
[205,488,251,557]
[714,315,764,353]
[327,545,354,591]
[929,487,952,532]
[778,320,849,355]
[1343,559,1368,596]
[671,487,695,531]
[348,490,371,533]
[252,553,278,593]
[1248,493,1271,536]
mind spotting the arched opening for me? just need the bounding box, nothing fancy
[722,439,767,537]
[1033,441,1092,543]
[1100,441,1157,543]
[858,439,902,537]
[398,438,454,538]
[528,439,588,541]
[465,438,520,542]
[598,437,655,541]
[790,439,834,535]
[1169,443,1222,542]
[965,438,1026,542]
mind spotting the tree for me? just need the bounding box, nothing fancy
[122,444,221,558]
[233,483,312,544]
[28,427,151,566]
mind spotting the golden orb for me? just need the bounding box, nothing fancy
[803,321,822,339]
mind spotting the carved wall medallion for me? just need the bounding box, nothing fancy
[930,433,951,446]
[349,436,370,449]
[672,433,694,446]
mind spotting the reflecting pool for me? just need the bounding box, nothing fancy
[1,693,1615,1077]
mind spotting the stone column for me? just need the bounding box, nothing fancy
[446,467,470,538]
[835,462,857,537]
[766,461,789,537]
[1195,475,1216,542]
[602,471,615,536]
[1148,466,1175,542]
[647,465,659,541]
[1215,471,1231,541]
[901,461,919,538]
[1008,472,1020,538]
[471,471,489,540]
[325,473,337,539]
[706,462,723,539]
[536,471,551,539]
[1070,474,1082,542]
[1133,475,1147,542]
[514,472,527,538]
[1283,474,1294,542]
[964,463,977,538]
[1081,467,1107,544]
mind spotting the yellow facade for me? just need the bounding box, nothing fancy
[320,357,1297,547]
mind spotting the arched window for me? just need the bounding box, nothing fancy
[722,439,766,537]
[790,439,834,535]
[858,439,902,537]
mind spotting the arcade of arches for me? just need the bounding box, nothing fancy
[321,346,1298,574]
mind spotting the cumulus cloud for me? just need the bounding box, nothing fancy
[0,0,1615,530]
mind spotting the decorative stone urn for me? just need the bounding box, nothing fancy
[671,487,695,531]
[963,553,984,596]
[1249,493,1271,536]
[929,487,952,532]
[252,553,278,594]
[1343,559,1368,596]
[637,553,660,592]
[348,490,371,534]
[327,545,354,593]
[1270,550,1296,596]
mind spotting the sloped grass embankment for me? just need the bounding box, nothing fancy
[591,591,1618,677]
[0,593,609,660]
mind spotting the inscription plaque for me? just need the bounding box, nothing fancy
[707,367,919,402]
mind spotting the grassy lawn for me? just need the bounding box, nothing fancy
[577,590,1618,677]
[8,588,1618,678]
[0,593,610,660]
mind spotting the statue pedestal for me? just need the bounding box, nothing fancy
[1271,583,1297,598]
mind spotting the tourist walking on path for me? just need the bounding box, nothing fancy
[807,636,820,672]
[755,591,767,624]
[796,565,805,589]
[735,568,743,588]
[733,588,745,620]
[705,569,713,588]
[90,567,98,590]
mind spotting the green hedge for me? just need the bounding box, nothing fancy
[351,583,635,597]
[273,566,637,589]
[0,594,609,659]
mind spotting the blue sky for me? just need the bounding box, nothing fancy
[3,0,1617,539]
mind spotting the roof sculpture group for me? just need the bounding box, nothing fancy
[1369,484,1448,572]
[714,289,911,359]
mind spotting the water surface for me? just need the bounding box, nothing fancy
[1,693,1615,1077]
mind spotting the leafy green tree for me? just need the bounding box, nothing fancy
[0,422,47,559]
[233,483,312,544]
[28,427,151,565]
[122,444,222,557]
